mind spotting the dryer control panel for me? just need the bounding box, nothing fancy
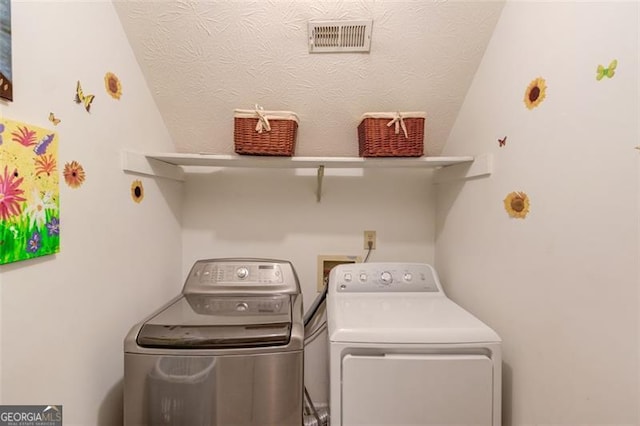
[330,263,442,293]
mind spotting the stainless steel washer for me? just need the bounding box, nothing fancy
[124,258,304,426]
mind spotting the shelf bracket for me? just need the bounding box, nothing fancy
[433,153,492,184]
[316,165,325,202]
[121,151,185,181]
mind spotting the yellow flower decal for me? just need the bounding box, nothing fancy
[104,72,122,100]
[63,161,86,189]
[504,191,530,219]
[131,180,144,203]
[524,77,546,110]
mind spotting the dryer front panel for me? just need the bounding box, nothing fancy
[341,353,493,425]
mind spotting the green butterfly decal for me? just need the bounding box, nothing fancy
[596,59,617,81]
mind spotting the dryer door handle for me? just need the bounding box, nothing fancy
[383,353,489,361]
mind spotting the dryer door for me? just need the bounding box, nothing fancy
[342,353,493,425]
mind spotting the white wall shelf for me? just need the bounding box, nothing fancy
[121,151,492,201]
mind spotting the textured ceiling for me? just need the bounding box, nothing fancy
[113,0,505,157]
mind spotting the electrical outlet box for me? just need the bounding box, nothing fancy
[317,255,361,292]
[364,230,376,249]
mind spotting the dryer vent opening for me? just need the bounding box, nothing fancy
[308,20,372,53]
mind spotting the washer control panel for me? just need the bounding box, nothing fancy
[183,259,300,295]
[192,262,284,285]
[331,263,441,293]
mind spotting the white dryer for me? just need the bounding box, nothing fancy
[327,263,501,426]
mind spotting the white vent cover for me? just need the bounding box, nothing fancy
[308,20,372,53]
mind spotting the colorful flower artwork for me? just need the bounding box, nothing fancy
[0,117,60,265]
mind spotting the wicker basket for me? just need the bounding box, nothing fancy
[358,112,426,157]
[234,107,299,156]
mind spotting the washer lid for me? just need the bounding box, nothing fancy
[137,322,291,349]
[137,295,292,349]
[327,294,500,344]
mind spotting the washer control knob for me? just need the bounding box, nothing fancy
[235,302,249,312]
[404,272,413,282]
[344,273,352,282]
[359,273,368,282]
[236,267,249,279]
[380,271,393,285]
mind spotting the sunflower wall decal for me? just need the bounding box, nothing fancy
[524,77,547,110]
[131,180,144,203]
[104,72,122,100]
[63,161,86,188]
[504,191,530,219]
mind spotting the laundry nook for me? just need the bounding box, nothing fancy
[0,1,637,426]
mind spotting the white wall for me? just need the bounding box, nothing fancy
[181,167,437,403]
[436,1,639,425]
[0,2,182,425]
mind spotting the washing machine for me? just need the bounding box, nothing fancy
[327,262,501,426]
[124,258,304,426]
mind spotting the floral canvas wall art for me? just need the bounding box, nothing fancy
[0,117,59,264]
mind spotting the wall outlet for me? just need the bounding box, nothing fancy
[364,230,376,249]
[317,255,361,292]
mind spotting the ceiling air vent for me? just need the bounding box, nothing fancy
[308,20,372,53]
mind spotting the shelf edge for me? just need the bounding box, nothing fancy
[120,150,487,182]
[141,152,474,169]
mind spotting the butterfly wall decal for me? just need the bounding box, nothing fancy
[48,112,61,126]
[596,59,617,81]
[74,80,95,113]
[498,136,507,147]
